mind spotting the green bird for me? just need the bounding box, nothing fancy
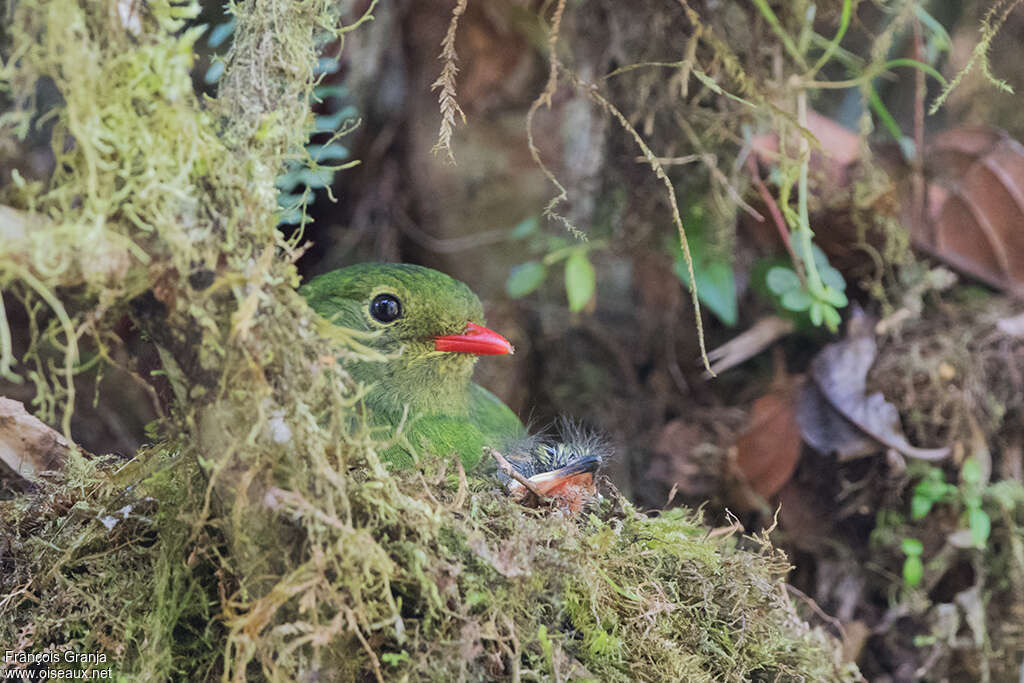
[300,263,602,506]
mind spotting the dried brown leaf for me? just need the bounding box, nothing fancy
[808,327,950,461]
[733,389,802,500]
[796,381,880,460]
[916,126,1024,296]
[0,397,68,482]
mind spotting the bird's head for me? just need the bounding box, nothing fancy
[500,421,609,513]
[300,263,513,417]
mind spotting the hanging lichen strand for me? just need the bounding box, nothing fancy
[0,1,857,680]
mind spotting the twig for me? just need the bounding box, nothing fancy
[745,155,802,279]
[911,17,926,241]
[640,154,701,166]
[565,70,714,375]
[785,584,847,641]
[704,314,796,377]
[526,0,584,238]
[345,607,384,683]
[642,150,765,221]
[485,446,546,502]
[449,459,468,511]
[395,210,511,253]
[673,115,764,222]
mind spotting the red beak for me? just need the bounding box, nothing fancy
[434,321,514,355]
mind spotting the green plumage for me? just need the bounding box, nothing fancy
[300,263,525,469]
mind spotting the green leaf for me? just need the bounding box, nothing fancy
[809,243,829,269]
[313,107,358,133]
[820,286,848,308]
[307,143,350,163]
[509,216,539,239]
[961,457,983,486]
[277,207,305,225]
[277,190,311,207]
[381,652,411,668]
[903,555,923,587]
[901,537,923,556]
[565,251,596,312]
[766,266,801,295]
[819,265,846,293]
[673,256,737,327]
[315,57,341,75]
[809,244,846,293]
[506,262,547,298]
[809,301,824,326]
[913,469,955,509]
[780,287,812,312]
[910,495,933,521]
[968,507,991,547]
[275,167,334,191]
[822,303,842,332]
[203,60,225,84]
[206,19,236,48]
[915,6,952,52]
[313,84,348,100]
[675,258,737,326]
[696,261,738,326]
[666,204,738,325]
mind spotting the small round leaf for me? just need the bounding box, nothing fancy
[968,507,991,547]
[506,262,547,298]
[565,251,596,312]
[911,495,933,521]
[901,537,924,556]
[780,287,812,312]
[766,266,801,294]
[903,556,923,587]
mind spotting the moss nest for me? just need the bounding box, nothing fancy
[2,442,858,681]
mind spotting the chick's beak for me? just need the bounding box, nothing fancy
[434,321,514,355]
[507,455,601,513]
[526,455,601,497]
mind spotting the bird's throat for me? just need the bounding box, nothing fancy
[351,352,477,419]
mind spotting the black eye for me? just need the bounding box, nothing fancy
[369,293,402,323]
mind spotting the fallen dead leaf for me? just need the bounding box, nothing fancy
[840,620,870,666]
[796,381,881,460]
[732,384,802,501]
[806,320,950,462]
[915,126,1024,297]
[0,397,68,482]
[751,109,861,188]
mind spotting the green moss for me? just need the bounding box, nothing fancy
[0,446,221,679]
[2,432,858,680]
